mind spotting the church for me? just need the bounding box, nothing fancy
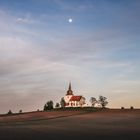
[63,83,86,107]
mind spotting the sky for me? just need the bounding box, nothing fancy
[0,0,140,113]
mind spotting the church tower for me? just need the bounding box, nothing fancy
[66,82,73,95]
[64,82,74,104]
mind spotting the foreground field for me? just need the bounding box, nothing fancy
[0,109,140,140]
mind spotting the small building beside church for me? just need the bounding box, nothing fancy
[63,83,86,107]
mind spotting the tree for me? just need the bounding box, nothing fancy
[98,95,108,108]
[44,100,54,111]
[90,97,97,107]
[44,104,47,111]
[55,103,60,108]
[60,97,66,108]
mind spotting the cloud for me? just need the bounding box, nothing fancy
[16,17,32,24]
[0,1,140,113]
[0,34,85,113]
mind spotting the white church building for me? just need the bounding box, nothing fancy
[63,83,86,107]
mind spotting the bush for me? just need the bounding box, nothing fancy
[121,107,124,109]
[130,106,134,109]
[7,110,12,115]
[55,103,60,108]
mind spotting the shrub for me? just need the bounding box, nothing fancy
[130,106,134,109]
[55,103,60,108]
[7,110,12,115]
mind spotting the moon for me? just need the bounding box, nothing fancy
[68,18,73,23]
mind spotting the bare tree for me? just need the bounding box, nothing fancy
[98,96,108,108]
[90,97,97,107]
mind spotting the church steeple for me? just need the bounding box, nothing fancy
[66,82,73,95]
[68,82,71,91]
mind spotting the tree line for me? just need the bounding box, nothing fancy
[5,95,135,114]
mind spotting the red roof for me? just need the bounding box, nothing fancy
[70,96,82,101]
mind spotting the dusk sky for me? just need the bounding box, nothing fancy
[0,0,140,113]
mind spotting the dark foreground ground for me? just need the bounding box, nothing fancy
[0,109,140,140]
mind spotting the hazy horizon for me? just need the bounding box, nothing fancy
[0,0,140,113]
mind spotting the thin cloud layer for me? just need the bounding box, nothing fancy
[0,0,140,113]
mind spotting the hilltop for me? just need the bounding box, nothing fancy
[0,109,140,140]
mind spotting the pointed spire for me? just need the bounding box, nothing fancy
[68,82,71,91]
[66,82,73,95]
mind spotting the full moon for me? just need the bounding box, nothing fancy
[68,18,73,23]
